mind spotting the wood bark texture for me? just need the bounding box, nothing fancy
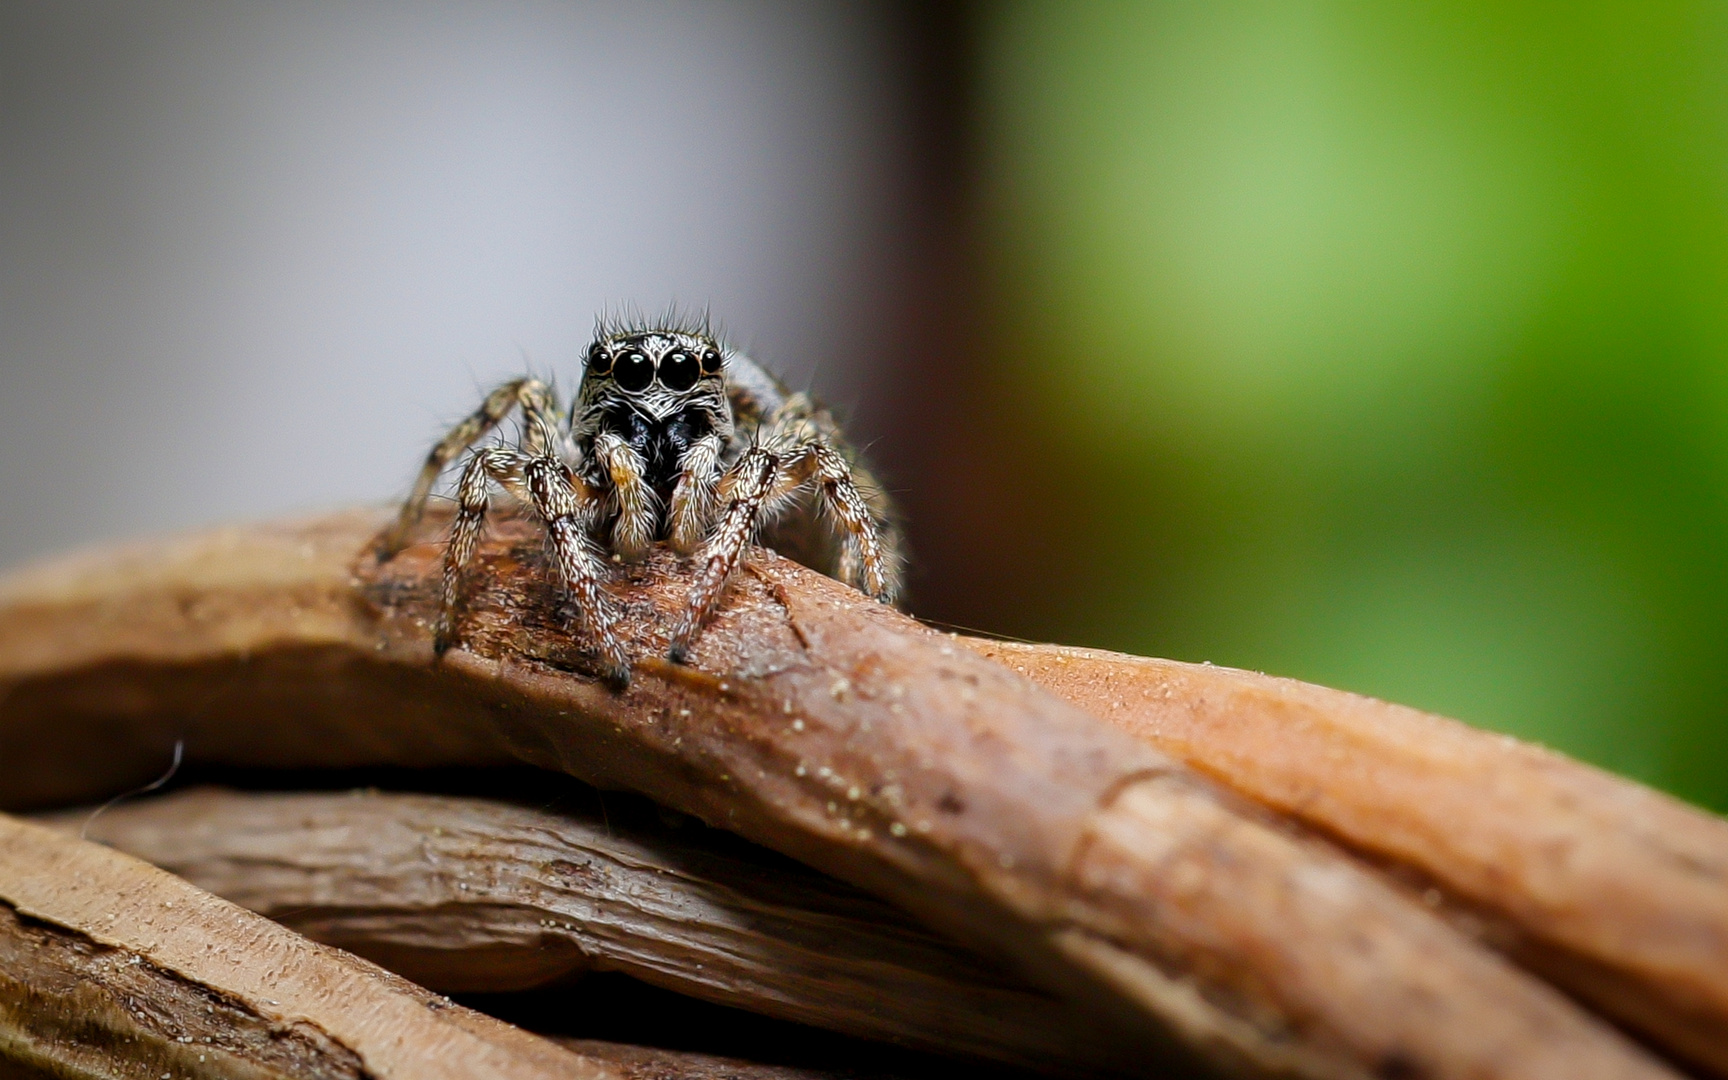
[546,1038,877,1080]
[38,786,1136,1077]
[0,811,618,1080]
[0,510,1712,1080]
[963,640,1728,1075]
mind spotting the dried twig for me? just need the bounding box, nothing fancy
[0,511,1685,1080]
[964,640,1728,1075]
[0,811,617,1079]
[38,786,1135,1077]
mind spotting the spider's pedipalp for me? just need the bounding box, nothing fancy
[667,432,724,554]
[593,431,658,561]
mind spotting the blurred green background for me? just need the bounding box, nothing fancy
[967,2,1728,811]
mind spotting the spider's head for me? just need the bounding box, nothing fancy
[583,329,725,400]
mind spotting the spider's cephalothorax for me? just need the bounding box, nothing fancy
[377,318,904,688]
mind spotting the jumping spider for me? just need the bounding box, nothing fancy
[376,317,904,687]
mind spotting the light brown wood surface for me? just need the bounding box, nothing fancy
[0,811,617,1080]
[0,510,1703,1080]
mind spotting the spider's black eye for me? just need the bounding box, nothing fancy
[614,351,653,392]
[660,350,700,391]
[587,345,612,376]
[700,348,723,376]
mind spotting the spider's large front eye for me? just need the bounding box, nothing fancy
[614,351,653,391]
[700,348,723,376]
[660,350,700,391]
[587,346,613,376]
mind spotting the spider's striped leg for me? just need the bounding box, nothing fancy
[437,446,628,688]
[524,456,631,689]
[667,447,778,664]
[436,446,526,653]
[378,377,559,559]
[758,393,904,604]
[784,443,899,604]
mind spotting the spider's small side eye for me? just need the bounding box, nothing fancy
[700,349,723,376]
[615,351,654,392]
[660,350,700,391]
[587,346,613,375]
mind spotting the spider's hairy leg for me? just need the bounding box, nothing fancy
[667,433,724,554]
[593,431,658,561]
[436,446,629,689]
[762,393,903,604]
[667,447,778,664]
[791,443,900,604]
[835,457,905,604]
[437,446,526,654]
[524,456,631,690]
[378,377,559,559]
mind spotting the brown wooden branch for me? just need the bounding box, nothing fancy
[0,509,1695,1080]
[0,811,618,1080]
[963,640,1728,1076]
[37,786,1136,1078]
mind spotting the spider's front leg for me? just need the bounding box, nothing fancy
[666,430,901,663]
[666,447,778,664]
[440,446,631,689]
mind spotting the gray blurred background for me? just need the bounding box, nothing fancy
[0,1,938,564]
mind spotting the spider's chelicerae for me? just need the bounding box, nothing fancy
[376,318,904,687]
